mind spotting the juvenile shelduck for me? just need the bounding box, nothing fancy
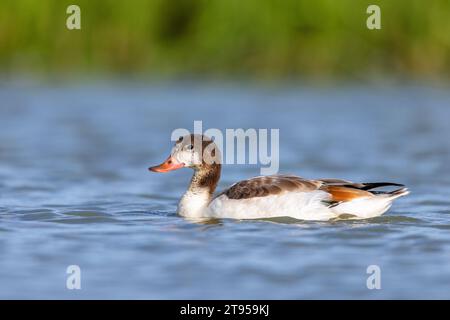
[149,134,409,221]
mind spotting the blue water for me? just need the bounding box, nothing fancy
[0,81,449,299]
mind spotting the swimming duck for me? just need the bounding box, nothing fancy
[149,134,409,220]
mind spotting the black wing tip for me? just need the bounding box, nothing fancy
[360,182,405,191]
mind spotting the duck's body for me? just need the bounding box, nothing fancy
[177,174,408,221]
[150,134,409,221]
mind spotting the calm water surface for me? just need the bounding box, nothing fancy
[0,81,449,299]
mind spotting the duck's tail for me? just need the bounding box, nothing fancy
[361,182,409,199]
[382,187,410,200]
[324,182,409,219]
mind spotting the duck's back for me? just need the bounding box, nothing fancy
[206,175,409,220]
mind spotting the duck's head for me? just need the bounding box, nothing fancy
[149,134,220,173]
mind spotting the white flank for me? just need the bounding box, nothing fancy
[206,190,336,221]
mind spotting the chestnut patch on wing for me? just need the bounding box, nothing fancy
[224,175,320,200]
[323,185,373,202]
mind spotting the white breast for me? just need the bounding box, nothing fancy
[178,189,211,218]
[205,190,336,220]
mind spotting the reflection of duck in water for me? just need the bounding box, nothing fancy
[149,134,409,221]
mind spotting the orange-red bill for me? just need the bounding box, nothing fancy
[149,156,184,173]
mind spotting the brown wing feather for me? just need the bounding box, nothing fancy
[220,176,400,202]
[222,175,322,200]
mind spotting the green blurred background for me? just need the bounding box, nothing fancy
[0,0,449,80]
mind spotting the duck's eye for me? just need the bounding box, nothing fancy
[187,144,194,150]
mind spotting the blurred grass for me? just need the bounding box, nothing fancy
[0,0,449,80]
